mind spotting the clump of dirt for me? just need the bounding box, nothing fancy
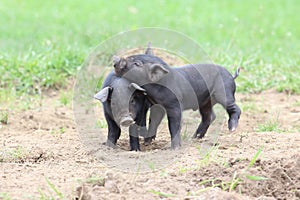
[185,156,300,199]
[242,156,300,199]
[1,146,53,163]
[73,153,299,200]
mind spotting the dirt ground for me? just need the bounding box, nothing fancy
[1,48,300,200]
[1,88,299,200]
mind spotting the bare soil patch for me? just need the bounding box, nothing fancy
[1,89,299,200]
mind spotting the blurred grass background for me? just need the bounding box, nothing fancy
[0,0,299,103]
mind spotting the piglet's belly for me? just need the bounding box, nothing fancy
[181,96,199,111]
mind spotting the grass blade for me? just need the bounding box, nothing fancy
[246,175,268,181]
[45,177,64,199]
[229,171,240,192]
[248,147,263,169]
[148,189,176,197]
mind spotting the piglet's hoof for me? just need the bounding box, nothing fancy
[192,131,206,139]
[144,137,155,146]
[228,119,239,132]
[230,127,236,132]
[171,145,181,150]
[144,141,151,146]
[192,133,198,139]
[105,140,117,149]
[171,137,181,150]
[130,147,140,151]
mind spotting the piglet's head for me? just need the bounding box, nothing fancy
[113,44,169,82]
[113,43,151,77]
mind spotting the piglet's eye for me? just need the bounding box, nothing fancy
[130,98,135,105]
[133,61,142,66]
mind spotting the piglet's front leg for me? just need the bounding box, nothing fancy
[105,114,121,148]
[129,125,141,151]
[166,107,182,149]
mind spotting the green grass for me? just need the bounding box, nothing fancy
[145,159,156,172]
[84,176,105,186]
[180,144,224,173]
[292,101,300,107]
[0,192,12,200]
[95,119,108,128]
[148,189,176,198]
[38,177,64,200]
[191,147,267,196]
[0,146,27,163]
[50,127,66,136]
[256,116,283,132]
[240,101,260,113]
[196,171,240,193]
[59,91,72,106]
[0,109,8,124]
[1,0,300,104]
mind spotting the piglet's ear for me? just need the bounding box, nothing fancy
[113,56,126,68]
[94,87,112,102]
[148,64,169,82]
[112,55,121,66]
[113,56,127,76]
[145,42,153,56]
[129,83,147,95]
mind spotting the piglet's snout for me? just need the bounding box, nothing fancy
[120,115,135,127]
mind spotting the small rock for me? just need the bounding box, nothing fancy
[169,172,177,177]
[75,184,91,200]
[295,190,300,198]
[104,180,120,193]
[105,172,114,180]
[291,109,300,113]
[137,177,149,183]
